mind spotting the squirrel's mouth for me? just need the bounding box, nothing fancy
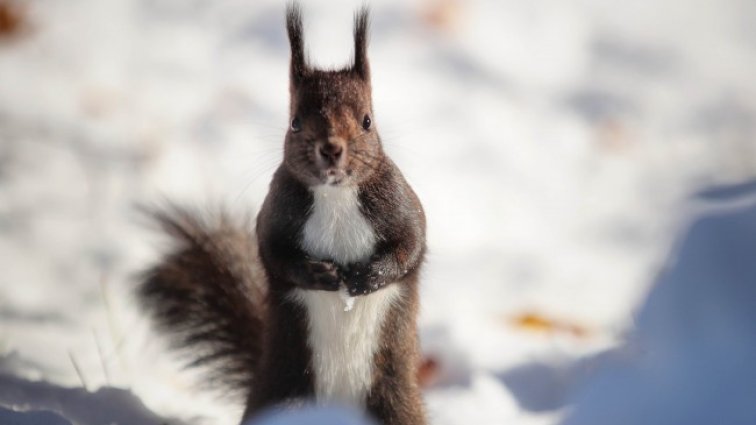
[323,168,348,186]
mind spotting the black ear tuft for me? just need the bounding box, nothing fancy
[352,6,370,80]
[286,2,308,84]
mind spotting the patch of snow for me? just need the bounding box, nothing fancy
[246,405,374,425]
[561,184,756,425]
[0,0,755,424]
[339,285,356,312]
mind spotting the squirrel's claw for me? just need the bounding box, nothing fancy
[343,261,387,296]
[300,259,342,291]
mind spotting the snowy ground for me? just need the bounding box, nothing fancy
[1,0,756,424]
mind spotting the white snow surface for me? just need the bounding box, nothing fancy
[1,0,756,424]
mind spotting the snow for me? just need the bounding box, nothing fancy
[339,285,356,312]
[0,368,175,425]
[246,406,374,425]
[0,406,74,425]
[562,188,756,425]
[1,0,756,424]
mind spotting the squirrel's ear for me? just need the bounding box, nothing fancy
[286,2,307,85]
[352,7,370,81]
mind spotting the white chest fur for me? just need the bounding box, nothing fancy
[295,184,398,406]
[301,184,377,265]
[291,286,401,406]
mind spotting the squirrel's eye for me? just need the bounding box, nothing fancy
[362,114,371,131]
[290,117,302,133]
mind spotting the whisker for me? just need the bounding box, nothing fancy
[233,161,281,204]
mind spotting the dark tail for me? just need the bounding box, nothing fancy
[137,206,266,394]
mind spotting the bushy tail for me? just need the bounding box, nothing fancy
[138,206,266,393]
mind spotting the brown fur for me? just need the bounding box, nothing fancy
[138,206,266,391]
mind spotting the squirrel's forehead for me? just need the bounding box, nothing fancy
[298,88,364,111]
[297,76,368,105]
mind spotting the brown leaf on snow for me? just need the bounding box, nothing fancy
[417,356,441,389]
[595,119,636,154]
[0,0,27,39]
[509,312,590,338]
[420,0,464,34]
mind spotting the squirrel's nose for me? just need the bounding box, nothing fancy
[318,142,344,164]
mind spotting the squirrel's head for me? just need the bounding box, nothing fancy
[283,4,382,187]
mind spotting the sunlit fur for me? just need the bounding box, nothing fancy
[291,285,402,406]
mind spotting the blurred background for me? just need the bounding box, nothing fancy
[1,0,755,424]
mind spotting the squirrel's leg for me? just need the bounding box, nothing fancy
[365,331,427,425]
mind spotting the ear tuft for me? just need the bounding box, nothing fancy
[352,6,370,80]
[286,2,308,84]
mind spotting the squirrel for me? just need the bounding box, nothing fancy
[138,4,427,425]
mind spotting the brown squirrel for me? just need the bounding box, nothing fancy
[139,4,427,425]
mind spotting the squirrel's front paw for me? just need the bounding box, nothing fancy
[298,260,342,291]
[343,262,388,296]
